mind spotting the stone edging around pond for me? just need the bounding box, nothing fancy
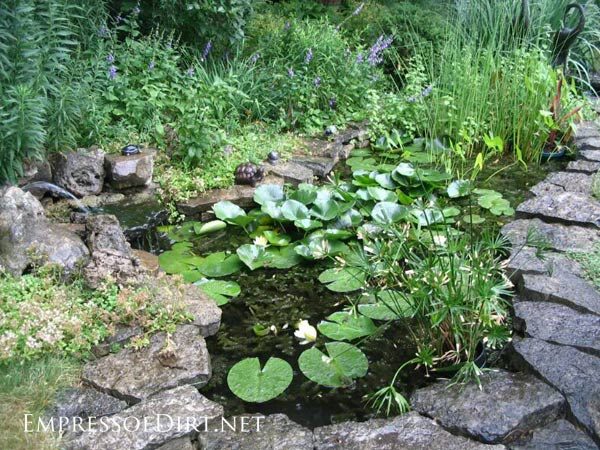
[43,121,600,450]
[177,123,369,221]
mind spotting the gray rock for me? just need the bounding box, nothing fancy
[501,218,599,253]
[65,385,223,450]
[82,325,211,403]
[505,248,584,283]
[338,143,355,160]
[45,386,126,430]
[521,272,600,315]
[18,159,53,188]
[575,122,600,140]
[92,325,144,358]
[530,172,593,196]
[512,338,600,440]
[410,370,565,444]
[578,137,600,151]
[52,147,105,197]
[149,278,222,337]
[177,176,284,218]
[516,192,600,228]
[83,214,142,288]
[566,160,600,174]
[335,125,368,145]
[0,186,89,275]
[513,301,600,356]
[508,419,598,450]
[302,139,345,159]
[105,148,156,190]
[199,414,314,450]
[156,436,195,450]
[291,155,338,179]
[313,412,506,450]
[580,150,600,162]
[267,161,314,186]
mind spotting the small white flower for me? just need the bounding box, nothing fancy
[321,355,332,364]
[294,320,317,345]
[433,235,447,247]
[254,236,269,247]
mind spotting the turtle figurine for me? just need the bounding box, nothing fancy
[121,144,141,156]
[235,162,265,187]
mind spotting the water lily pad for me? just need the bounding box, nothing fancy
[263,245,303,269]
[318,312,377,341]
[335,209,362,229]
[447,180,471,198]
[462,214,486,224]
[367,186,397,202]
[196,252,243,277]
[195,220,227,235]
[262,230,291,246]
[237,244,266,270]
[371,202,408,225]
[392,162,416,179]
[289,185,318,205]
[318,267,365,292]
[294,219,323,231]
[358,291,413,320]
[411,208,445,227]
[374,173,396,189]
[281,199,310,221]
[261,201,284,221]
[227,357,293,402]
[254,184,285,205]
[298,342,368,388]
[213,201,252,226]
[310,197,340,221]
[195,279,241,305]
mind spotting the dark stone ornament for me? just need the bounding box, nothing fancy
[551,3,585,68]
[121,144,141,156]
[324,125,338,137]
[234,162,265,187]
[267,151,280,165]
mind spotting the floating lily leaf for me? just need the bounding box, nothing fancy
[419,169,452,184]
[281,199,310,221]
[298,342,368,388]
[443,206,461,218]
[158,243,197,274]
[318,267,365,292]
[195,279,241,305]
[182,270,203,283]
[227,357,293,402]
[352,170,379,187]
[371,202,408,225]
[162,222,200,242]
[197,252,243,277]
[412,208,445,227]
[447,180,471,198]
[261,201,284,221]
[237,244,266,270]
[294,219,323,231]
[318,311,377,341]
[263,230,291,247]
[254,184,285,205]
[462,214,485,224]
[263,245,303,269]
[195,220,227,235]
[367,186,397,202]
[322,229,353,240]
[213,201,252,226]
[358,291,413,320]
[289,185,318,205]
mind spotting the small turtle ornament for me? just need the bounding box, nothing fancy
[121,144,141,156]
[235,162,265,187]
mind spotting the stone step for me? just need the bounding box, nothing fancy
[82,325,211,403]
[516,192,600,228]
[199,414,314,450]
[580,150,600,162]
[505,248,584,283]
[507,419,598,450]
[566,160,600,174]
[529,172,592,196]
[64,385,223,450]
[410,370,565,445]
[512,337,600,442]
[574,121,600,140]
[577,136,600,151]
[513,301,600,357]
[521,272,600,316]
[266,161,314,186]
[313,412,506,449]
[501,218,599,253]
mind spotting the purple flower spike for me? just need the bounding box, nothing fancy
[108,65,117,80]
[202,40,212,61]
[353,3,365,16]
[148,60,155,71]
[305,48,313,64]
[356,52,364,63]
[329,97,337,109]
[97,26,108,37]
[250,53,260,64]
[368,35,393,66]
[186,67,195,77]
[288,68,295,78]
[106,53,115,63]
[314,76,322,87]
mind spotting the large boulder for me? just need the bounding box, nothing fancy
[104,149,157,190]
[410,370,566,444]
[52,147,105,197]
[81,325,212,403]
[0,186,89,275]
[82,214,143,288]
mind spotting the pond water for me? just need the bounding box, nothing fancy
[104,153,566,428]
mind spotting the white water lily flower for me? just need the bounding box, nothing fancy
[254,236,268,247]
[294,320,317,345]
